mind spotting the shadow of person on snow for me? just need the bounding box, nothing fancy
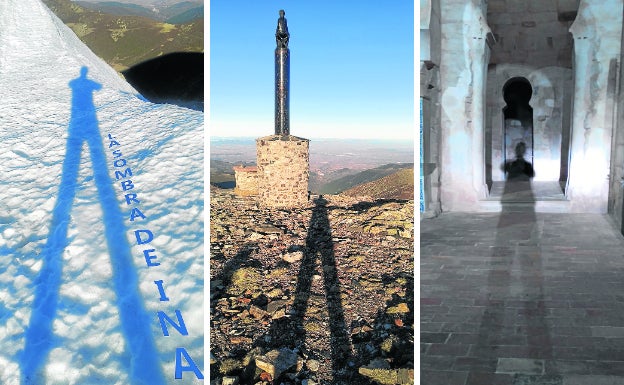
[20,67,166,385]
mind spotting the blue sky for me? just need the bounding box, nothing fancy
[209,0,415,140]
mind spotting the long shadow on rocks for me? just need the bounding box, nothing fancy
[255,196,358,384]
[472,177,559,384]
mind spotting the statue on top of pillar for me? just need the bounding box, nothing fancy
[276,9,289,49]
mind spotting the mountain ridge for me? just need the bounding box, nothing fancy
[75,0,203,23]
[42,0,203,71]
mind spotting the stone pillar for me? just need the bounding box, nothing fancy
[420,0,442,218]
[256,135,309,208]
[567,0,623,213]
[275,47,290,135]
[439,0,490,211]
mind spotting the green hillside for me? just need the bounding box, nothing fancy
[42,0,203,71]
[308,167,360,194]
[342,167,414,200]
[316,163,414,195]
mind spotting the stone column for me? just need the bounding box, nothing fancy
[567,0,623,213]
[275,47,290,135]
[255,11,309,209]
[439,0,491,211]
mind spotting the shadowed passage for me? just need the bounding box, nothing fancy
[20,67,166,385]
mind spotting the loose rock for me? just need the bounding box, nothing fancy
[306,359,320,372]
[249,305,269,320]
[282,250,304,263]
[221,376,239,385]
[386,303,410,314]
[255,348,299,380]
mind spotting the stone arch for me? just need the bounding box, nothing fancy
[486,64,571,184]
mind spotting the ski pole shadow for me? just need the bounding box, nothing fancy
[20,67,166,385]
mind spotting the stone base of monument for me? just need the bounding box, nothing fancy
[256,134,309,208]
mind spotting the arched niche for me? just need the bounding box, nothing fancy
[502,77,533,166]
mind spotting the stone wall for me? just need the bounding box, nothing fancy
[438,0,491,211]
[233,165,259,196]
[567,0,623,213]
[256,135,309,208]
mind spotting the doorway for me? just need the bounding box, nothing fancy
[503,77,533,167]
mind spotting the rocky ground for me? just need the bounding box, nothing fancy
[209,187,415,385]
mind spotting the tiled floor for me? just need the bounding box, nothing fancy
[421,211,624,384]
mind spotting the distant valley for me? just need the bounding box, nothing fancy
[43,0,203,71]
[210,137,415,199]
[75,1,203,24]
[315,163,414,197]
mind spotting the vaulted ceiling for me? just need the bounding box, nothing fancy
[486,0,580,67]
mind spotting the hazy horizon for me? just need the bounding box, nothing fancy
[209,135,416,143]
[71,0,203,5]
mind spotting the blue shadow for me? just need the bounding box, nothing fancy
[20,67,166,385]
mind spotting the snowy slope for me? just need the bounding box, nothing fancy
[0,0,204,384]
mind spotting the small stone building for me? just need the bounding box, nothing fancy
[233,165,259,196]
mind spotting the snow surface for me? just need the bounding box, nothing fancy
[0,0,204,384]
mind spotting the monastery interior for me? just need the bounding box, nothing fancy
[420,0,624,232]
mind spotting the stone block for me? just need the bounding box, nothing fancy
[281,250,303,263]
[496,358,544,374]
[221,376,239,385]
[255,348,299,379]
